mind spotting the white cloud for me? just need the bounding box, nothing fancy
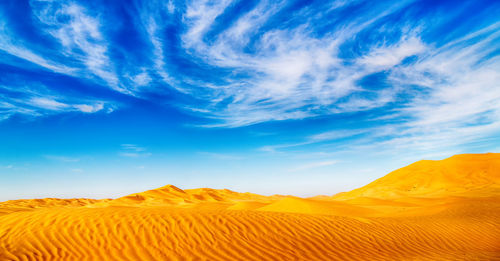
[309,129,366,142]
[120,144,152,158]
[370,24,500,154]
[358,36,425,68]
[289,160,338,172]
[29,1,126,93]
[132,1,180,92]
[121,144,146,152]
[262,25,500,156]
[28,96,106,114]
[30,97,69,110]
[260,129,366,153]
[0,83,111,120]
[130,71,152,87]
[74,102,104,113]
[0,12,75,74]
[171,0,500,161]
[0,0,498,163]
[177,1,426,127]
[182,0,234,50]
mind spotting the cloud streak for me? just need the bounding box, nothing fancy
[119,144,152,158]
[289,160,338,172]
[0,0,498,158]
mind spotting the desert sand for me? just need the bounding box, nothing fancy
[0,153,499,260]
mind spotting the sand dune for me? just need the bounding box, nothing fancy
[0,198,106,215]
[1,153,499,260]
[107,185,281,207]
[256,196,377,216]
[334,153,500,200]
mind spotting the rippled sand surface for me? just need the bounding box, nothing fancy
[1,153,499,260]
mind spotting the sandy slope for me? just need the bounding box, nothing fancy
[1,153,499,260]
[334,153,500,200]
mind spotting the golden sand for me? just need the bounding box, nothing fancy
[1,153,499,260]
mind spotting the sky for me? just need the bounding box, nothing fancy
[0,0,499,201]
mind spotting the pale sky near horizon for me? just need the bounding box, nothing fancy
[1,0,499,201]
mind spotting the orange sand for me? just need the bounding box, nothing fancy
[1,153,499,260]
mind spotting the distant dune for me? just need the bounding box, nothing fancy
[1,153,499,260]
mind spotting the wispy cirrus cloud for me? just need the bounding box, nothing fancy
[29,0,122,91]
[176,0,426,127]
[0,7,75,74]
[119,144,152,158]
[261,24,500,157]
[260,129,366,153]
[29,97,105,113]
[0,1,118,121]
[0,0,498,158]
[0,82,114,120]
[289,160,338,172]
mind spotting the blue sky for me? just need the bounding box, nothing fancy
[1,0,499,200]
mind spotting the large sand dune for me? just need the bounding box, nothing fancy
[1,153,499,260]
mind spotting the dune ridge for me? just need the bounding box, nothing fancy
[108,185,281,207]
[1,153,499,260]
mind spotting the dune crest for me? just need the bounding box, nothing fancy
[1,153,499,260]
[108,185,281,207]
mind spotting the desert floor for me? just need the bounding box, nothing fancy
[1,153,499,260]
